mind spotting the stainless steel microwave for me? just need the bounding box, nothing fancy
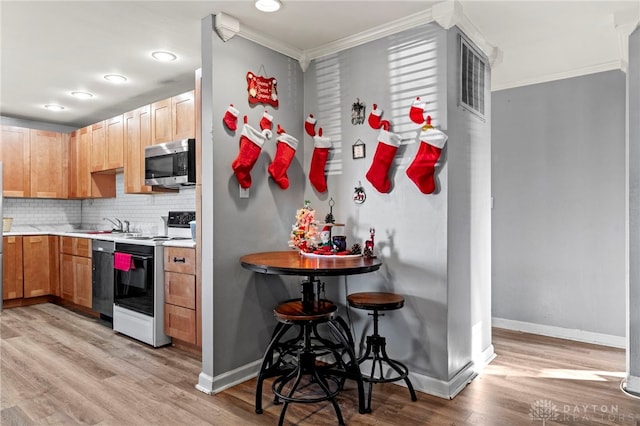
[145,139,196,188]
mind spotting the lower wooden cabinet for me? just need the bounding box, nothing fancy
[164,246,197,345]
[60,237,92,308]
[23,235,59,298]
[2,236,24,300]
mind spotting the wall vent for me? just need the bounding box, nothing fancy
[459,35,485,117]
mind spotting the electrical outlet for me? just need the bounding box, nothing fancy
[239,185,249,199]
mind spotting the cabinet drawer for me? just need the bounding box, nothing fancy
[164,271,195,309]
[164,247,195,274]
[60,236,91,257]
[164,303,196,344]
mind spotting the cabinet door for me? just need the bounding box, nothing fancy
[172,90,195,140]
[0,125,30,197]
[67,131,79,198]
[23,235,51,297]
[164,271,196,309]
[124,105,158,194]
[151,98,172,145]
[164,304,196,344]
[105,114,124,170]
[61,253,75,301]
[76,126,92,198]
[2,236,23,299]
[91,121,106,172]
[74,256,92,308]
[30,129,64,198]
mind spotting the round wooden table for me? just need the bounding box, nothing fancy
[241,251,383,309]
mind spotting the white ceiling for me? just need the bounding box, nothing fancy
[1,0,638,129]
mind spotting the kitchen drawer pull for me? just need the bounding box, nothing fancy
[173,257,186,263]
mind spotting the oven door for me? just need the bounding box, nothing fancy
[114,244,155,316]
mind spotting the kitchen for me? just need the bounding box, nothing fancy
[1,90,201,350]
[2,1,640,425]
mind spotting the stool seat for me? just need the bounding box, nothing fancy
[274,299,337,322]
[347,292,405,311]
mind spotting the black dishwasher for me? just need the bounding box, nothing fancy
[92,239,115,320]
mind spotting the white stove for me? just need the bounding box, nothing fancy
[112,211,195,347]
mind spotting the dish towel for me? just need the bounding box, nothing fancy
[114,252,133,271]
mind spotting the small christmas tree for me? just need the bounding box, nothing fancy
[288,201,319,252]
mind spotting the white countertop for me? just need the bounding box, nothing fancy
[3,229,196,248]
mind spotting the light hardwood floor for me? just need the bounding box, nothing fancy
[1,303,638,425]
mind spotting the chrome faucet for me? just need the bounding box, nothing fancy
[103,217,123,232]
[123,220,130,233]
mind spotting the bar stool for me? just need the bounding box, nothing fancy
[347,292,417,411]
[255,298,365,426]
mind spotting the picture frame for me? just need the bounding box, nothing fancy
[352,139,366,159]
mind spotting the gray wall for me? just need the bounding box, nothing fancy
[199,16,491,395]
[626,26,640,393]
[302,24,492,383]
[492,70,626,337]
[201,19,305,379]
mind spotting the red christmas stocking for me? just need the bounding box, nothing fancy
[231,120,268,189]
[305,114,317,137]
[366,129,401,193]
[260,110,273,131]
[406,128,448,194]
[222,104,239,131]
[409,97,426,125]
[368,104,383,129]
[268,125,298,190]
[309,128,332,193]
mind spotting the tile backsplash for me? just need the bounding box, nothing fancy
[4,173,196,234]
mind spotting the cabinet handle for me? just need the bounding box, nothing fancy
[173,257,186,263]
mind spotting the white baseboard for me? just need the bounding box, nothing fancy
[203,357,481,400]
[405,361,477,400]
[492,317,626,349]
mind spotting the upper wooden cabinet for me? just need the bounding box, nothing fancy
[91,115,123,172]
[30,129,66,198]
[69,125,115,199]
[90,120,106,172]
[151,90,195,145]
[0,125,31,197]
[105,114,124,169]
[1,125,68,199]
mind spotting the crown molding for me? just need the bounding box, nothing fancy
[304,9,434,63]
[237,23,305,65]
[492,59,625,92]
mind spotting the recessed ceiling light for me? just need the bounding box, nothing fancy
[255,0,281,12]
[104,74,127,83]
[71,91,94,99]
[44,104,65,111]
[152,51,177,62]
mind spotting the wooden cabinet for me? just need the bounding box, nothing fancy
[30,129,66,198]
[23,235,59,298]
[164,246,197,345]
[91,115,123,172]
[0,125,30,197]
[105,114,124,169]
[172,91,196,141]
[69,125,115,199]
[59,236,92,308]
[124,105,167,194]
[1,126,66,199]
[2,236,24,300]
[90,121,106,172]
[151,90,195,145]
